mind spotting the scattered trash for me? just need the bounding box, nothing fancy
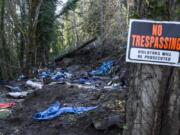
[0,109,12,119]
[38,69,72,81]
[66,82,97,89]
[48,82,58,86]
[0,102,16,109]
[89,60,113,76]
[38,71,50,79]
[7,91,33,98]
[48,81,65,86]
[26,80,43,89]
[17,74,27,81]
[79,78,96,85]
[104,82,120,90]
[5,85,22,92]
[33,101,98,121]
[77,84,97,89]
[72,77,96,85]
[51,71,72,81]
[51,72,66,80]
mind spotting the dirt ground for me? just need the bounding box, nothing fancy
[0,42,128,135]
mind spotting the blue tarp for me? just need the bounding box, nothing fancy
[38,70,72,81]
[33,101,97,121]
[72,78,97,85]
[89,60,113,76]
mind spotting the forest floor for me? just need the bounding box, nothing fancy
[0,41,129,135]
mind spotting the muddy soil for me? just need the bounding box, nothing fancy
[0,43,128,135]
[0,81,127,135]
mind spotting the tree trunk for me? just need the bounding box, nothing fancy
[99,0,104,39]
[0,0,8,79]
[24,0,43,76]
[123,65,180,135]
[72,11,79,47]
[123,0,180,135]
[19,0,26,71]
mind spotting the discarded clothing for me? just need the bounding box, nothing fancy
[51,71,72,81]
[26,80,43,89]
[0,102,16,109]
[38,71,50,79]
[0,109,11,119]
[5,85,22,92]
[38,69,72,81]
[89,60,113,76]
[33,101,97,121]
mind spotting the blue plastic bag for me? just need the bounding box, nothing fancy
[38,70,72,81]
[38,71,50,79]
[89,60,113,76]
[51,70,72,81]
[79,78,96,85]
[5,85,22,92]
[33,101,97,121]
[51,72,65,80]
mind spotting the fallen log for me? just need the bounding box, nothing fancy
[55,37,97,63]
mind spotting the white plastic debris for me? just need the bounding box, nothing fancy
[7,90,34,98]
[104,83,120,90]
[76,84,96,89]
[7,92,29,98]
[26,80,43,89]
[65,82,96,89]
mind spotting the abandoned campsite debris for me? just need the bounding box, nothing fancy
[33,101,98,121]
[89,60,113,76]
[26,80,43,89]
[0,102,16,109]
[7,91,33,98]
[38,69,72,81]
[0,109,12,119]
[5,85,22,92]
[0,102,15,119]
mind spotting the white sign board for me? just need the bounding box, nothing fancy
[126,19,180,67]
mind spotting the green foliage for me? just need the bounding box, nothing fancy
[61,0,79,15]
[146,0,168,20]
[81,1,100,37]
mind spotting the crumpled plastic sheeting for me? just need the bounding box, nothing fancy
[89,60,113,76]
[72,78,97,85]
[5,85,22,92]
[38,70,72,81]
[0,102,16,109]
[33,101,98,121]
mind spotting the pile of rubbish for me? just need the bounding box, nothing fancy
[38,69,72,81]
[4,60,126,99]
[0,60,127,121]
[89,60,113,76]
